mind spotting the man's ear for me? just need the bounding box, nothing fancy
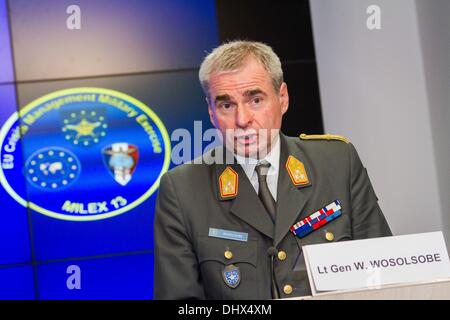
[279,82,289,115]
[207,97,217,128]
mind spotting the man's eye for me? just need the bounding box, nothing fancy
[221,103,232,109]
[251,97,262,104]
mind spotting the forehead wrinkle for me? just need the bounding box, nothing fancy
[209,63,272,100]
[212,80,266,97]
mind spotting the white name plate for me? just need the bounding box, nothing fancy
[303,231,450,294]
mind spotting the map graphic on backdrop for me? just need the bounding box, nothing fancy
[0,87,171,221]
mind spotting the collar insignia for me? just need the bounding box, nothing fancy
[286,155,309,186]
[219,166,238,199]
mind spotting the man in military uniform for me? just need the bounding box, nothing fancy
[154,41,391,299]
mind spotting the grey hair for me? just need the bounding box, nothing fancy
[199,40,283,97]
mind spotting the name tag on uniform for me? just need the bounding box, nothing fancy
[209,228,248,242]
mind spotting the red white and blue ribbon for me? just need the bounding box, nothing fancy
[290,200,342,238]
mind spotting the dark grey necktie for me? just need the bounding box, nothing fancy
[255,162,276,221]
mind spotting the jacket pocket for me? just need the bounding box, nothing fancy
[196,236,258,299]
[294,213,353,247]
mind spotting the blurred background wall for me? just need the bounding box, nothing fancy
[310,0,450,247]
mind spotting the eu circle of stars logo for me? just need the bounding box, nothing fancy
[24,147,81,191]
[61,108,107,146]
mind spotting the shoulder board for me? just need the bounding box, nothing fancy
[299,133,350,144]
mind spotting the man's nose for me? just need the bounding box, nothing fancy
[235,105,253,128]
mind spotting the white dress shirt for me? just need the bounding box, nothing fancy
[234,135,281,201]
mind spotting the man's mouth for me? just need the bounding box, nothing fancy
[235,134,257,145]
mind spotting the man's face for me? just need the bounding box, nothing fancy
[207,56,289,158]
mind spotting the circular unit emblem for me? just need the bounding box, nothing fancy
[0,87,171,221]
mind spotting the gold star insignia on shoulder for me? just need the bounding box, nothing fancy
[299,133,350,144]
[286,155,309,186]
[219,166,238,199]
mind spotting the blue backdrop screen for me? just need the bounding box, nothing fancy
[0,0,219,299]
[0,84,32,267]
[0,0,13,83]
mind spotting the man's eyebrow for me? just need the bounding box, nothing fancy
[214,94,232,103]
[243,89,266,97]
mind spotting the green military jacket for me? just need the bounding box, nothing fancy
[154,133,391,299]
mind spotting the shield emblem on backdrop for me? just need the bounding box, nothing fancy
[102,143,139,186]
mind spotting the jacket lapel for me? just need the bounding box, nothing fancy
[214,147,274,240]
[274,134,313,246]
